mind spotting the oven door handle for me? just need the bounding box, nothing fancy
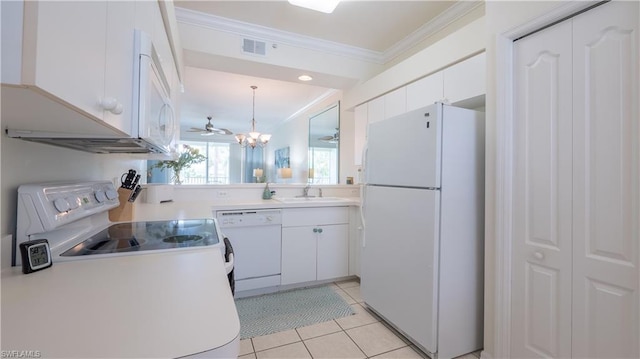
[224,252,234,275]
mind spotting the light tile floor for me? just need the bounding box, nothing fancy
[238,279,482,359]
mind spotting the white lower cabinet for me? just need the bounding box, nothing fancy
[281,207,349,285]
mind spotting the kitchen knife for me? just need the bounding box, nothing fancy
[128,185,143,202]
[131,174,141,189]
[122,169,136,189]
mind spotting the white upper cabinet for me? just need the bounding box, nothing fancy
[104,1,136,135]
[406,71,444,112]
[354,104,368,166]
[23,1,109,123]
[367,96,385,124]
[443,52,486,104]
[384,87,407,120]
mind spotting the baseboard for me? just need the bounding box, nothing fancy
[480,350,493,359]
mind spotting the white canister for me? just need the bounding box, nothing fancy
[144,184,174,204]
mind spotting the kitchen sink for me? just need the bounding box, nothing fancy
[274,197,353,204]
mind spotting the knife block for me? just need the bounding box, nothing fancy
[108,188,134,222]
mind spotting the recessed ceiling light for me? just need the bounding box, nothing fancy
[288,0,340,14]
[298,75,313,81]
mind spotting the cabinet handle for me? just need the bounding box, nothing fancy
[313,228,318,233]
[318,228,323,233]
[533,251,544,260]
[101,97,123,115]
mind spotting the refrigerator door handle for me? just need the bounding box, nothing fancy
[360,185,366,248]
[360,142,368,184]
[360,142,368,248]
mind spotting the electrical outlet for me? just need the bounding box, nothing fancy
[216,191,229,198]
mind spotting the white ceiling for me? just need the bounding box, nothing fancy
[174,0,480,140]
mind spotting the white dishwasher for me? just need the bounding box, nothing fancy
[216,209,282,294]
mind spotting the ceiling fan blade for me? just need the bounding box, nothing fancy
[200,132,216,136]
[219,128,233,135]
[187,127,205,132]
[318,135,334,140]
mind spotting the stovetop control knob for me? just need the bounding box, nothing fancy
[53,198,70,213]
[105,189,118,200]
[94,190,107,203]
[66,197,80,210]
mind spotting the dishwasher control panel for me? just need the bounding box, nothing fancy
[216,209,282,227]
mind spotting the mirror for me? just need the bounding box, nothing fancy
[148,102,341,185]
[308,102,340,184]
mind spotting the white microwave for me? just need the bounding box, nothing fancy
[133,29,175,153]
[6,30,176,154]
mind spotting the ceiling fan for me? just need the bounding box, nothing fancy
[187,116,233,136]
[318,128,339,143]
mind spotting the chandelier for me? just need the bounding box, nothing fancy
[235,85,271,148]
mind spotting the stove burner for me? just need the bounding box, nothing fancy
[163,235,203,243]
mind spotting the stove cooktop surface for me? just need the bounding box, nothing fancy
[61,219,220,257]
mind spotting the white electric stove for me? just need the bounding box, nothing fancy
[14,181,227,265]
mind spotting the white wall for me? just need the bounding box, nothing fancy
[0,137,145,268]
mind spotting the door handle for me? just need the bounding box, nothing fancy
[533,251,544,260]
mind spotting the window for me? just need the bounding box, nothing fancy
[148,140,265,184]
[309,147,338,184]
[180,141,231,184]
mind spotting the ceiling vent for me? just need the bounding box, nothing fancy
[242,38,267,56]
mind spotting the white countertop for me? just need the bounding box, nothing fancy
[1,248,239,358]
[134,198,360,221]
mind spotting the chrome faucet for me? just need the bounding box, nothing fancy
[318,188,323,198]
[303,185,311,198]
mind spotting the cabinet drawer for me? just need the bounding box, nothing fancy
[282,207,349,227]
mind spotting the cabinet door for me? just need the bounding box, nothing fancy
[443,52,485,104]
[281,227,316,285]
[384,87,406,120]
[511,20,573,359]
[367,96,385,124]
[354,104,367,166]
[317,224,349,281]
[104,1,136,135]
[406,71,444,112]
[30,1,107,120]
[571,2,639,357]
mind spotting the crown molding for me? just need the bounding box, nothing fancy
[176,2,483,67]
[176,7,382,64]
[382,0,484,63]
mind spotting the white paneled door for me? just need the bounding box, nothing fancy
[512,19,573,359]
[571,2,639,357]
[512,1,639,358]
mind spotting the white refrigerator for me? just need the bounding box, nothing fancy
[361,103,484,359]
